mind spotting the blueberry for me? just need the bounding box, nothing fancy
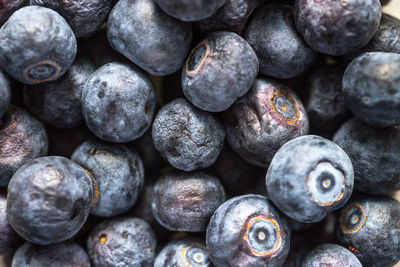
[213,142,265,193]
[0,0,25,25]
[71,140,144,217]
[244,4,318,79]
[333,118,400,194]
[107,0,192,76]
[152,171,225,232]
[0,70,11,119]
[0,6,77,84]
[306,65,351,132]
[11,241,90,267]
[0,105,48,187]
[154,237,213,267]
[24,57,96,129]
[223,78,309,167]
[155,0,226,21]
[182,31,259,112]
[301,244,362,267]
[293,0,381,56]
[0,194,22,256]
[344,13,400,61]
[30,0,112,38]
[206,194,290,267]
[342,52,400,127]
[336,195,400,267]
[266,135,354,223]
[194,0,261,35]
[7,156,96,245]
[87,217,157,267]
[152,98,225,171]
[81,62,156,142]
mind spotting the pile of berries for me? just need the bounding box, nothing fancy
[0,0,399,266]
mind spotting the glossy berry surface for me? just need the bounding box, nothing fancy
[0,194,22,256]
[223,78,309,167]
[71,140,144,217]
[7,156,95,245]
[336,195,400,267]
[0,6,77,84]
[333,118,400,194]
[306,65,350,132]
[24,57,96,129]
[11,241,90,267]
[152,98,225,171]
[0,105,48,186]
[195,0,261,35]
[0,69,10,119]
[155,0,226,21]
[107,0,192,76]
[294,0,381,56]
[245,4,317,79]
[182,31,258,112]
[82,62,156,142]
[87,217,157,267]
[301,244,362,267]
[206,194,290,267]
[30,0,112,38]
[342,52,400,127]
[154,237,213,267]
[152,171,225,232]
[266,135,354,223]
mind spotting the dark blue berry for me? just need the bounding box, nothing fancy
[0,70,11,119]
[107,0,192,76]
[301,244,362,267]
[152,171,225,232]
[182,31,259,112]
[266,135,354,223]
[71,140,144,217]
[0,6,77,84]
[7,156,95,245]
[206,194,290,267]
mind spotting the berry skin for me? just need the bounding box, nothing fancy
[0,0,25,25]
[344,13,400,61]
[266,135,354,223]
[152,171,225,232]
[245,4,318,79]
[223,78,309,167]
[11,241,91,267]
[306,65,351,132]
[7,156,96,245]
[152,98,225,171]
[333,118,400,194]
[0,6,77,84]
[155,0,226,22]
[194,0,262,35]
[336,195,400,267]
[0,70,11,119]
[206,194,290,267]
[0,194,22,256]
[24,57,96,129]
[301,244,362,267]
[87,217,157,267]
[293,0,381,56]
[30,0,112,38]
[342,52,400,127]
[107,0,192,76]
[81,62,156,143]
[71,140,144,217]
[154,237,213,267]
[0,105,48,187]
[182,31,259,112]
